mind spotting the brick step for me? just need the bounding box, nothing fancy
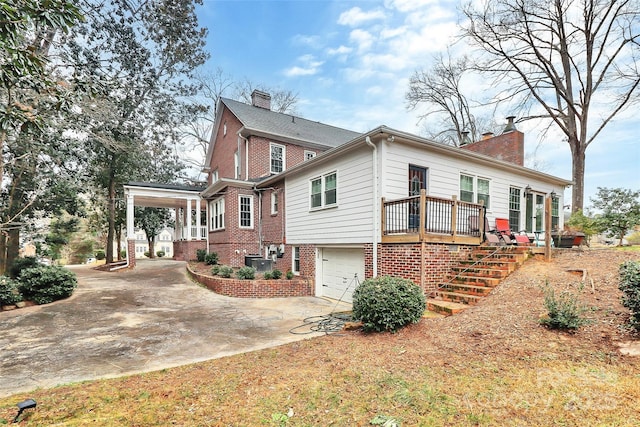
[426,298,469,316]
[470,252,526,264]
[440,282,493,295]
[450,266,509,278]
[458,259,518,270]
[449,275,501,287]
[433,290,482,305]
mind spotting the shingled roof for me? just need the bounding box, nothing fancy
[221,97,361,149]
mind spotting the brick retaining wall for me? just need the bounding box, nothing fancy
[187,265,314,298]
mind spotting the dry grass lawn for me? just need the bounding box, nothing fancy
[2,248,640,426]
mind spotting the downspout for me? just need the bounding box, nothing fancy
[254,184,263,257]
[365,136,378,277]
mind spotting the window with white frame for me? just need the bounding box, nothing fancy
[270,143,285,173]
[271,192,278,215]
[223,121,227,136]
[293,246,300,274]
[551,195,560,231]
[210,198,225,231]
[212,169,219,183]
[304,150,316,161]
[509,187,521,231]
[310,171,337,209]
[239,195,253,228]
[460,174,490,209]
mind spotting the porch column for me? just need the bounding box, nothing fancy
[195,198,202,240]
[126,193,135,238]
[186,199,193,241]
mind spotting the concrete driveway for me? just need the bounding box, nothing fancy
[0,260,350,397]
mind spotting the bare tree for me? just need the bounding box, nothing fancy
[234,78,299,114]
[463,0,640,212]
[407,54,482,146]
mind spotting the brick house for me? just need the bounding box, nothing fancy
[125,91,571,301]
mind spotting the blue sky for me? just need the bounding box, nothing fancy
[196,0,639,209]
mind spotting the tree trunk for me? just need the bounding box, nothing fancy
[6,229,20,270]
[0,232,6,275]
[148,237,155,258]
[106,168,116,264]
[570,139,586,213]
[116,226,122,260]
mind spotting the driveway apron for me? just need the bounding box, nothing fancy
[0,260,349,397]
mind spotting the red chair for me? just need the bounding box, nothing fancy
[494,218,531,245]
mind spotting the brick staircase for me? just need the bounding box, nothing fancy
[426,246,529,316]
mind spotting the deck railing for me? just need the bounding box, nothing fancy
[382,190,485,245]
[178,225,207,241]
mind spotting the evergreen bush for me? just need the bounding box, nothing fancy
[352,276,426,332]
[218,265,233,278]
[8,256,40,279]
[237,266,256,280]
[95,250,106,260]
[0,276,23,305]
[263,271,273,280]
[539,282,589,331]
[205,252,219,265]
[271,269,282,279]
[211,265,220,276]
[18,265,77,305]
[196,249,207,262]
[619,261,640,330]
[156,251,165,258]
[286,270,294,280]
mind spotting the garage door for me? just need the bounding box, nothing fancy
[320,248,365,303]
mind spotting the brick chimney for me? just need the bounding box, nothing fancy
[460,117,524,166]
[251,90,271,110]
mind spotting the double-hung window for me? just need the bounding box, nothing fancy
[270,143,285,174]
[239,195,253,229]
[551,195,560,231]
[210,198,225,231]
[292,246,300,274]
[271,192,278,215]
[509,187,521,231]
[460,174,490,209]
[310,171,337,209]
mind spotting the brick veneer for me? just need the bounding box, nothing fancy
[186,265,313,298]
[127,239,136,268]
[173,240,207,262]
[368,243,474,293]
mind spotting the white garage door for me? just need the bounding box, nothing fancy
[319,248,365,303]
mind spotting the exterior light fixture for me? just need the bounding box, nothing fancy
[13,399,36,423]
[550,190,557,198]
[524,185,531,196]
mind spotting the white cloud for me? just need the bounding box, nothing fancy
[283,54,324,77]
[291,34,323,48]
[338,7,386,26]
[326,45,353,56]
[349,29,375,52]
[384,0,440,13]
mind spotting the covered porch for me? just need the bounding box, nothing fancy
[381,190,486,245]
[123,182,208,266]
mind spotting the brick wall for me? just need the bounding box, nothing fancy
[173,240,207,262]
[376,243,473,293]
[127,239,136,268]
[208,109,243,183]
[187,265,313,298]
[460,130,524,166]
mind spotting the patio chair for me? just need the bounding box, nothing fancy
[468,215,501,245]
[494,218,531,245]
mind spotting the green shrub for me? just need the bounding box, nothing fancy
[218,265,233,278]
[144,251,150,257]
[211,265,220,276]
[271,269,282,279]
[196,249,207,262]
[352,276,426,332]
[237,266,256,280]
[286,270,294,280]
[120,250,127,259]
[619,261,640,330]
[263,271,273,280]
[205,252,219,265]
[156,251,165,258]
[0,276,23,305]
[95,250,106,260]
[8,256,40,279]
[539,282,589,331]
[18,265,77,305]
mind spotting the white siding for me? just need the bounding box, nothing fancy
[286,145,374,244]
[379,142,565,228]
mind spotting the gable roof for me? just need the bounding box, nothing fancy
[221,97,361,149]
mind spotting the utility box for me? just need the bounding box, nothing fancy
[250,258,273,272]
[244,255,262,267]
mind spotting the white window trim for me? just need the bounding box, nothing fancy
[304,150,316,161]
[292,246,300,275]
[459,173,491,210]
[234,150,240,179]
[270,142,286,174]
[271,192,278,215]
[238,195,254,229]
[309,171,338,210]
[210,197,225,231]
